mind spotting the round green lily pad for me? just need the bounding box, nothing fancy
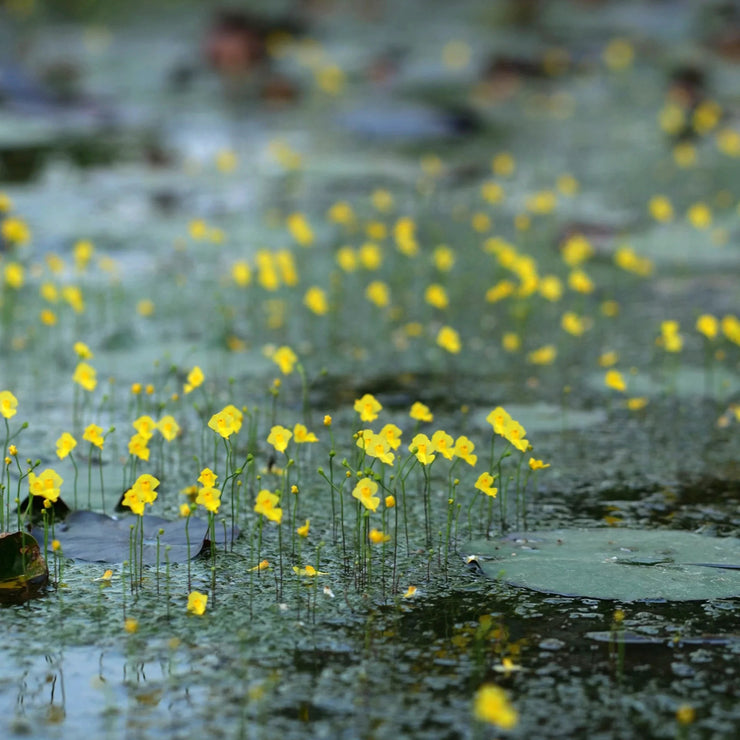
[466,528,740,601]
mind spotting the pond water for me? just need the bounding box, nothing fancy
[1,0,739,738]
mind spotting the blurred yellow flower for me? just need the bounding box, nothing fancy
[187,591,208,615]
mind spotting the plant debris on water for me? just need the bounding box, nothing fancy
[0,0,739,738]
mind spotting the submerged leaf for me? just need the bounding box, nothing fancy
[32,510,238,564]
[466,528,740,601]
[0,531,49,605]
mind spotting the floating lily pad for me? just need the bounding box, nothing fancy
[466,528,740,601]
[0,531,49,605]
[587,366,740,402]
[33,510,238,564]
[474,402,606,434]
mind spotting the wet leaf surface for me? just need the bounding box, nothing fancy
[467,528,740,601]
[32,510,238,564]
[0,532,48,605]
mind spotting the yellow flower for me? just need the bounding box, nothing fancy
[273,346,298,374]
[598,350,619,367]
[560,234,593,267]
[561,311,588,336]
[437,325,461,354]
[232,260,252,286]
[275,249,298,286]
[128,433,150,461]
[394,216,419,256]
[676,705,695,726]
[249,559,270,572]
[208,404,243,438]
[568,269,594,294]
[267,424,292,453]
[403,585,417,599]
[503,419,529,452]
[473,684,518,729]
[385,495,395,508]
[502,332,521,352]
[529,458,550,470]
[62,285,84,313]
[539,275,563,302]
[626,397,649,411]
[195,486,221,513]
[379,423,402,450]
[492,152,515,176]
[716,128,740,157]
[526,190,557,214]
[1,217,30,245]
[187,591,208,615]
[327,201,355,225]
[557,173,579,195]
[358,242,383,270]
[179,503,191,517]
[293,564,326,576]
[481,180,505,204]
[365,433,395,466]
[323,414,332,427]
[73,362,97,392]
[409,433,435,465]
[424,283,449,310]
[39,309,56,325]
[475,472,498,497]
[433,245,455,272]
[355,428,373,451]
[124,618,139,633]
[649,195,673,222]
[693,100,721,134]
[73,341,93,359]
[83,423,105,449]
[293,423,318,443]
[304,286,329,315]
[605,369,626,392]
[122,474,160,515]
[431,430,454,460]
[0,390,18,419]
[29,468,63,503]
[184,365,204,394]
[216,148,238,173]
[485,280,515,303]
[366,280,390,307]
[255,489,283,524]
[56,432,77,459]
[721,314,740,345]
[453,435,477,466]
[137,298,155,317]
[352,477,380,512]
[157,415,180,441]
[336,246,358,272]
[369,528,391,544]
[354,393,382,422]
[696,313,718,340]
[287,212,314,247]
[51,539,61,552]
[659,320,683,353]
[687,202,712,229]
[527,345,557,365]
[3,262,24,288]
[296,519,310,537]
[133,415,157,440]
[603,37,634,70]
[486,407,511,436]
[410,401,433,423]
[198,468,217,487]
